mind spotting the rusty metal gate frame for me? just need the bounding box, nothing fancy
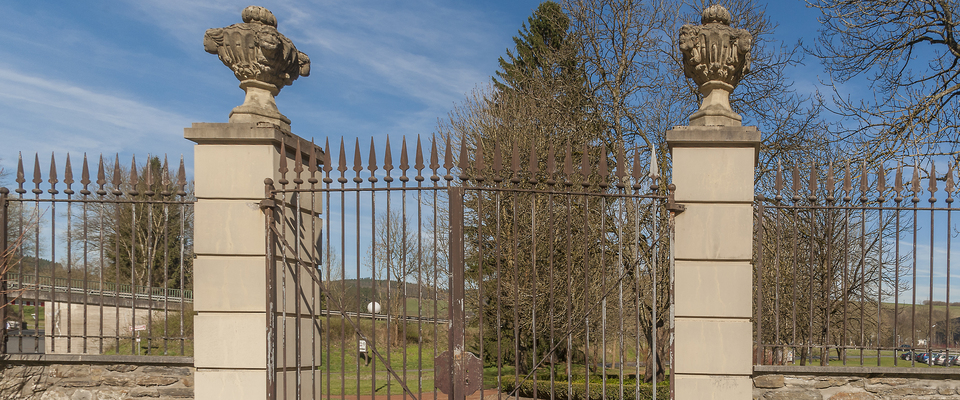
[262,136,677,400]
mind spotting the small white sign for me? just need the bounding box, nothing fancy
[129,324,147,331]
[358,339,367,353]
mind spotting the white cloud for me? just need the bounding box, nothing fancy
[0,67,194,173]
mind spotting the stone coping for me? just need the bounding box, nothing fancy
[0,354,193,366]
[184,122,324,161]
[755,364,960,379]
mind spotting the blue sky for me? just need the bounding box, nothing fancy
[3,1,959,306]
[0,0,823,179]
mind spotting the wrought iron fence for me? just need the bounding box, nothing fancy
[754,160,959,368]
[1,152,194,356]
[263,135,674,400]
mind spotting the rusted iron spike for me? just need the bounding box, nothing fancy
[111,154,122,196]
[929,163,938,203]
[32,153,42,195]
[615,143,625,189]
[474,136,485,183]
[807,161,817,202]
[337,138,348,184]
[458,136,470,181]
[128,155,139,196]
[568,141,576,188]
[414,135,425,183]
[48,153,59,195]
[842,160,852,202]
[825,162,834,203]
[911,161,921,202]
[80,153,91,195]
[792,165,801,202]
[367,137,378,183]
[64,153,74,195]
[308,139,318,185]
[876,163,886,202]
[511,139,521,185]
[580,142,590,188]
[631,147,641,190]
[308,139,318,177]
[546,142,556,186]
[444,134,454,182]
[278,137,288,185]
[96,155,106,195]
[177,156,187,196]
[598,146,608,189]
[382,136,393,183]
[294,139,304,186]
[353,138,364,184]
[947,162,956,200]
[649,145,659,192]
[430,134,440,183]
[16,153,26,194]
[774,160,784,201]
[859,160,869,202]
[894,161,903,203]
[399,136,410,183]
[323,138,334,185]
[493,139,503,183]
[527,138,538,185]
[161,156,172,196]
[145,155,155,196]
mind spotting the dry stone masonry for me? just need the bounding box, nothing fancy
[754,374,960,400]
[0,360,194,399]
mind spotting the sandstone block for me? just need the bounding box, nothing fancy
[755,375,785,389]
[136,376,180,387]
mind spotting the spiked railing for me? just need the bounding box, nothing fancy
[1,152,194,356]
[269,135,665,194]
[755,160,958,368]
[263,134,672,400]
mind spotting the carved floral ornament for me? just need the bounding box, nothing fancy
[203,6,311,129]
[679,5,752,126]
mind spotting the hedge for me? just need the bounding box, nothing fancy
[499,375,669,400]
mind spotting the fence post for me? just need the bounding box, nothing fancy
[1,187,8,354]
[190,6,313,400]
[667,126,759,398]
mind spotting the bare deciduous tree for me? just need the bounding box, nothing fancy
[810,0,960,160]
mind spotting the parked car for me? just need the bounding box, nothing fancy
[916,353,930,364]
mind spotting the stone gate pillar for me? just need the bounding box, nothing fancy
[188,6,315,400]
[668,5,758,399]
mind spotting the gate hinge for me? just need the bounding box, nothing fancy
[259,199,277,210]
[666,187,685,214]
[666,199,685,214]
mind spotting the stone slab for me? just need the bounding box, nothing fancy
[674,203,753,261]
[675,261,752,318]
[195,369,265,400]
[194,313,265,369]
[671,146,755,203]
[674,375,751,400]
[674,318,752,375]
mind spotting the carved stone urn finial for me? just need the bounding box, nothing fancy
[679,4,752,126]
[204,5,311,130]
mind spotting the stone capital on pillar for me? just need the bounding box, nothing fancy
[670,6,759,399]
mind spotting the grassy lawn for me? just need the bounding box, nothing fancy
[316,343,437,395]
[785,349,960,368]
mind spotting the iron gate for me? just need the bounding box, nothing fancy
[262,136,675,400]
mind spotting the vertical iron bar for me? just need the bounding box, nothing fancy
[265,179,278,400]
[756,199,764,364]
[449,186,465,400]
[0,187,7,355]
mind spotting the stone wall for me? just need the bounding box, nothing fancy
[754,366,960,400]
[0,355,193,400]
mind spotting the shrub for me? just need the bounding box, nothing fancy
[499,375,669,400]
